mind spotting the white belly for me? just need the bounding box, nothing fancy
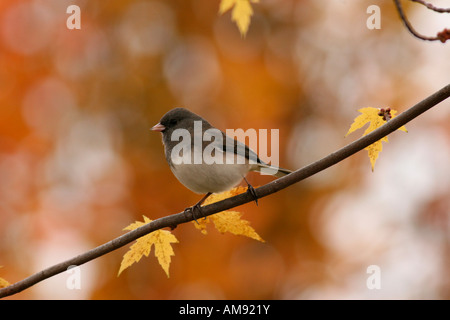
[170,162,250,194]
[167,139,255,194]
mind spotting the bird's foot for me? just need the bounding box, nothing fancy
[184,204,202,224]
[244,177,258,206]
[184,192,212,224]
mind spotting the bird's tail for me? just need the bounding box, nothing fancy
[254,163,292,178]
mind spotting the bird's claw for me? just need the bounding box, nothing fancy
[245,180,258,206]
[184,204,202,224]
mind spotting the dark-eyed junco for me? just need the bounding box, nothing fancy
[152,107,291,218]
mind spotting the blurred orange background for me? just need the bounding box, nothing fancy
[0,0,449,299]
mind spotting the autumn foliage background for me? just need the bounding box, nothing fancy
[0,0,449,299]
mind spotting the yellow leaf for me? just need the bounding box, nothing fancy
[193,215,210,235]
[204,186,248,204]
[219,0,259,36]
[118,216,178,278]
[193,187,264,242]
[219,0,235,14]
[0,266,9,289]
[0,278,8,289]
[211,211,264,242]
[346,107,407,171]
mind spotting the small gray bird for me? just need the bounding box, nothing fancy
[151,107,291,217]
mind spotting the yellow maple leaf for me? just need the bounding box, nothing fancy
[219,0,259,37]
[193,186,264,242]
[0,266,9,289]
[118,216,178,278]
[346,107,407,171]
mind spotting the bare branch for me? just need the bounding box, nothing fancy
[394,0,440,41]
[411,0,450,13]
[394,0,450,42]
[1,83,449,299]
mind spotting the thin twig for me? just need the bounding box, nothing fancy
[393,0,440,41]
[1,83,450,298]
[411,0,450,13]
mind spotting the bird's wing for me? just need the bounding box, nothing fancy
[202,129,262,165]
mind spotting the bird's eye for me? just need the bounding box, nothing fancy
[169,119,178,126]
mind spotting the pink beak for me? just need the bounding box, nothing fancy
[151,123,165,132]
